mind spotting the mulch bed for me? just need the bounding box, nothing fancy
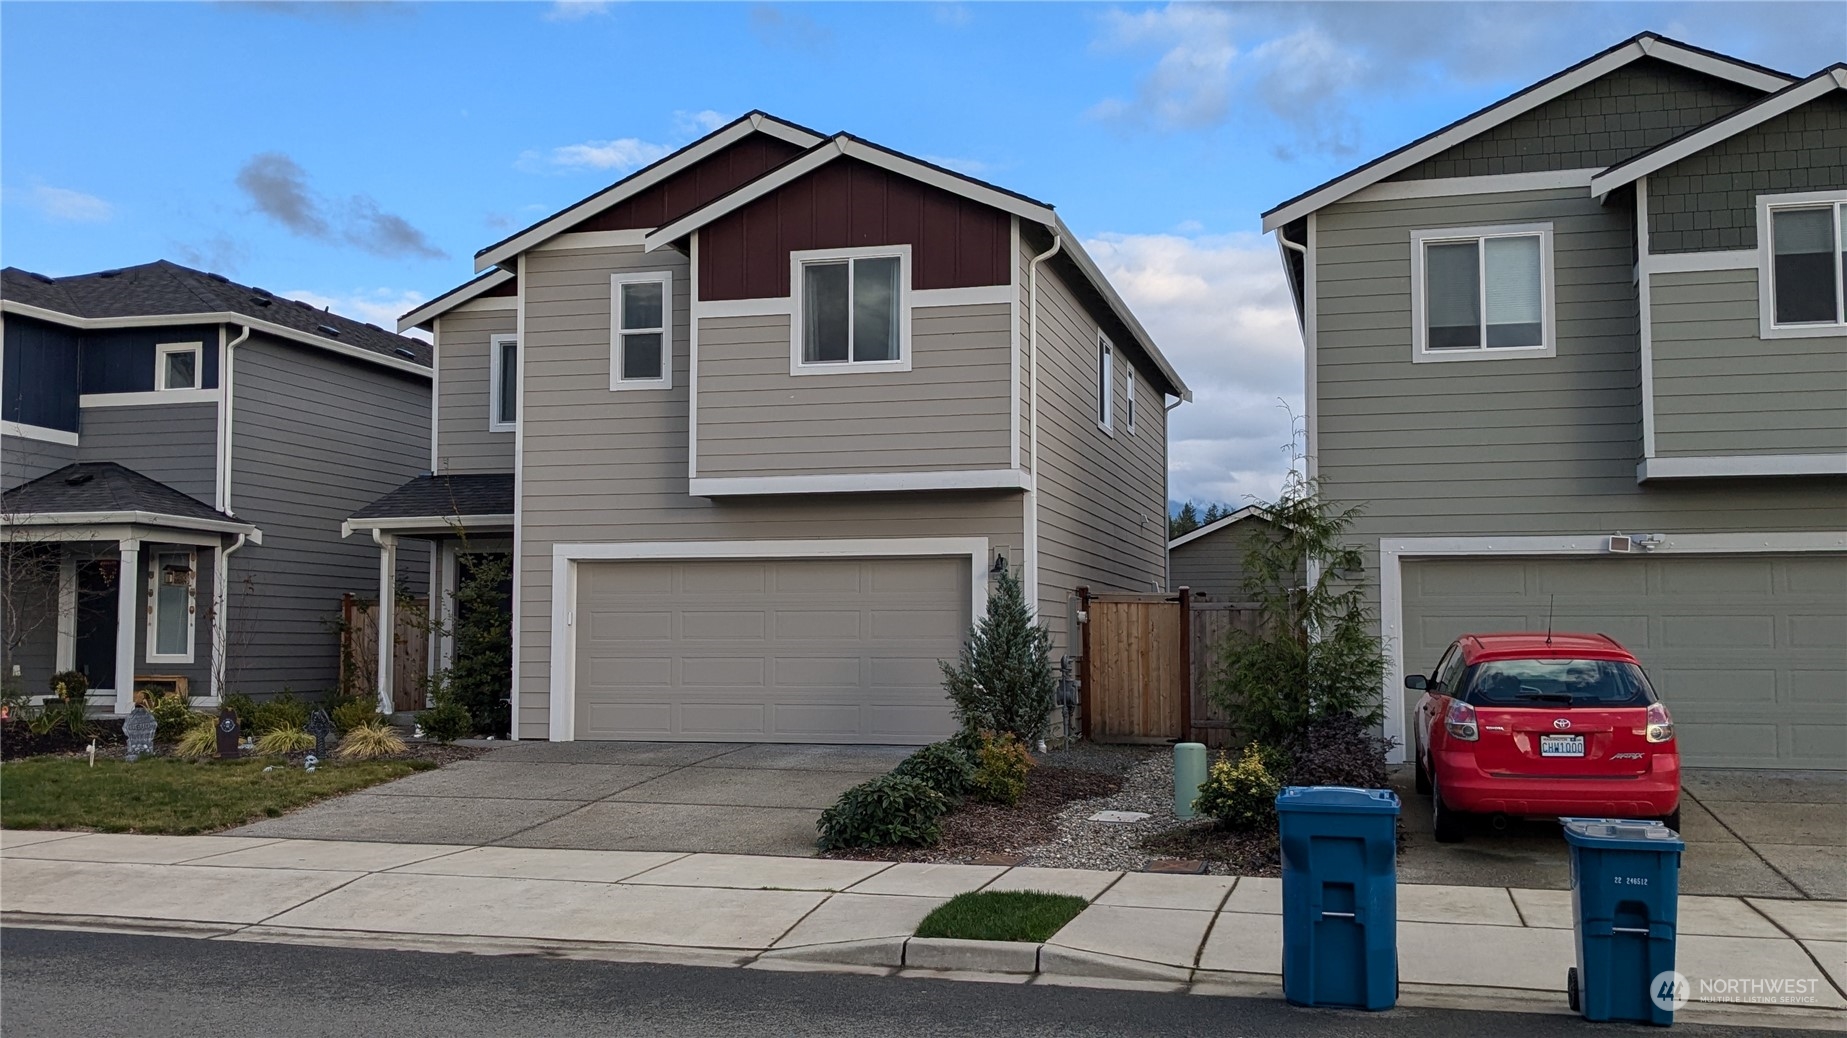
[1139,822,1283,877]
[0,717,125,760]
[826,764,1126,864]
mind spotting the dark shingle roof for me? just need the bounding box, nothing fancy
[349,473,514,521]
[3,462,235,525]
[0,260,431,367]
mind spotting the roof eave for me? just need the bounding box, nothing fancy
[1051,216,1191,401]
[399,268,516,332]
[1166,504,1267,550]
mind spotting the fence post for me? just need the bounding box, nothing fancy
[1076,585,1092,742]
[1177,586,1192,744]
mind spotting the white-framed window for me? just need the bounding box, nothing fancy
[1096,332,1114,433]
[156,342,202,391]
[611,270,673,390]
[1410,223,1555,362]
[1759,191,1847,338]
[789,245,911,375]
[1124,361,1137,435]
[146,549,196,664]
[489,333,517,431]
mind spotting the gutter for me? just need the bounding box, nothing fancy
[218,324,251,514]
[1023,233,1064,617]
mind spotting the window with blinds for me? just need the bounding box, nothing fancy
[1769,202,1846,327]
[1413,224,1553,360]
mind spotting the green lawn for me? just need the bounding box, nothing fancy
[0,756,434,835]
[914,890,1090,943]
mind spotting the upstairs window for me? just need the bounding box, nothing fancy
[1124,361,1137,435]
[157,343,201,390]
[1412,224,1555,361]
[1096,333,1114,432]
[1767,199,1846,329]
[611,271,673,390]
[489,334,517,430]
[791,246,909,374]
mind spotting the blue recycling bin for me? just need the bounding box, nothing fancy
[1562,818,1683,1026]
[1276,786,1400,1010]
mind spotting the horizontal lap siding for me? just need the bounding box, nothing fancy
[518,244,1024,739]
[1168,520,1290,603]
[227,335,431,694]
[696,304,1012,477]
[436,309,517,475]
[1651,269,1847,456]
[3,436,77,491]
[77,402,218,503]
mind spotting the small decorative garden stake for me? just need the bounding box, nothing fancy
[123,706,157,762]
[307,709,336,758]
[215,706,241,759]
[303,754,318,773]
[87,739,97,767]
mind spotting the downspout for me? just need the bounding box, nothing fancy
[1165,395,1184,592]
[210,324,251,702]
[219,324,251,514]
[1023,233,1063,620]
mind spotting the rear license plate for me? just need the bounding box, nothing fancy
[1540,734,1585,757]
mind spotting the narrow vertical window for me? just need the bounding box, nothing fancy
[147,550,195,663]
[1096,334,1114,431]
[489,334,517,430]
[611,271,674,389]
[1124,362,1137,434]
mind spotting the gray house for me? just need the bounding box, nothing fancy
[1265,34,1846,770]
[1167,505,1294,603]
[1,261,432,712]
[360,111,1191,743]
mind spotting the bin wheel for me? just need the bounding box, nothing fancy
[1567,967,1580,1013]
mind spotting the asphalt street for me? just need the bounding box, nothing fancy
[0,927,1807,1037]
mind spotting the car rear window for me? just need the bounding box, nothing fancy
[1462,658,1656,707]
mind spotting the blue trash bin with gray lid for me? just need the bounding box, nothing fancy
[1562,817,1683,1026]
[1276,786,1400,1010]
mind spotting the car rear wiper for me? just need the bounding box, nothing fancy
[1513,692,1577,704]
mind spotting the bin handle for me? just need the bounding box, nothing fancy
[1320,911,1357,920]
[1610,926,1650,935]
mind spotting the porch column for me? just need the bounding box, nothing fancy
[374,531,398,715]
[114,539,140,714]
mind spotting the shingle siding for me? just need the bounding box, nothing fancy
[1647,94,1847,253]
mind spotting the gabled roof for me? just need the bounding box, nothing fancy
[2,462,257,537]
[1260,32,1793,232]
[473,111,826,272]
[644,132,1190,400]
[1,260,431,374]
[347,472,514,522]
[1167,504,1269,551]
[398,268,515,333]
[1591,64,1847,196]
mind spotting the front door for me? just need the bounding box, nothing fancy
[73,559,121,691]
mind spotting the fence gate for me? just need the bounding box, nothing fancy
[340,593,429,712]
[1078,588,1259,746]
[1187,601,1262,749]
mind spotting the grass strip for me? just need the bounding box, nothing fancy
[914,889,1089,943]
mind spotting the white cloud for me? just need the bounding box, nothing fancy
[285,287,430,339]
[518,137,673,175]
[1082,230,1303,508]
[27,185,114,223]
[673,109,732,136]
[543,1,610,22]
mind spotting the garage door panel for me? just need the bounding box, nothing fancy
[679,702,769,735]
[1791,615,1847,648]
[1417,561,1527,595]
[584,702,674,735]
[1661,615,1775,649]
[772,560,863,593]
[774,656,862,687]
[775,609,862,640]
[587,657,673,686]
[681,609,769,641]
[1660,558,1775,596]
[678,656,767,687]
[586,561,675,595]
[588,609,673,640]
[1656,668,1779,706]
[866,703,957,737]
[869,557,966,592]
[1787,559,1847,594]
[682,562,768,595]
[1677,723,1783,764]
[773,704,864,736]
[1791,726,1847,762]
[1793,670,1847,706]
[1537,563,1647,596]
[868,656,946,687]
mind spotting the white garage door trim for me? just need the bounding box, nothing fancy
[548,537,990,741]
[1379,532,1847,765]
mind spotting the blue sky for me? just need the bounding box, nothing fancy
[4,1,1842,504]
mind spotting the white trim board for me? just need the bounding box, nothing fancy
[1,420,78,446]
[1638,454,1847,480]
[509,253,528,742]
[1346,168,1600,204]
[1,511,259,537]
[400,268,516,332]
[545,536,991,741]
[689,469,1030,497]
[341,514,516,537]
[80,388,221,408]
[1166,504,1267,550]
[691,285,1014,321]
[533,229,648,252]
[1262,33,1792,231]
[1643,249,1758,274]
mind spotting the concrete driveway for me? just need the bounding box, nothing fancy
[1392,766,1847,899]
[229,742,913,856]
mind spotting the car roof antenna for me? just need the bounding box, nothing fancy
[1545,594,1555,648]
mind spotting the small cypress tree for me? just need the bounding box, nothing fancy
[940,570,1056,744]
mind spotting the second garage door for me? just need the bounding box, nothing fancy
[1400,554,1847,770]
[573,556,970,743]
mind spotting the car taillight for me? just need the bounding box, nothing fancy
[1444,701,1479,742]
[1646,702,1674,744]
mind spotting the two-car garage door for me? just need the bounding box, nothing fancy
[573,556,969,743]
[1400,555,1847,770]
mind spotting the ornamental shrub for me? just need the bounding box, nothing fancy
[247,693,309,735]
[816,774,950,851]
[1283,712,1392,791]
[174,723,219,760]
[336,721,407,761]
[330,699,381,735]
[1194,744,1284,832]
[48,670,88,703]
[147,691,210,743]
[971,731,1034,807]
[417,701,473,744]
[939,570,1056,745]
[255,726,315,755]
[891,741,978,800]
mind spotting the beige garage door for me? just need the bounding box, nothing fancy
[1401,555,1846,770]
[573,556,970,743]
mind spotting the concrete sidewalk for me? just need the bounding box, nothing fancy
[3,831,1843,1030]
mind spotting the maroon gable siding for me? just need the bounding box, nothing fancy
[699,158,1011,300]
[575,136,807,233]
[483,277,517,297]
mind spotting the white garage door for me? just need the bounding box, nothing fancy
[573,556,970,743]
[1401,555,1846,770]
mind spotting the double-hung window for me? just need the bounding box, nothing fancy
[156,343,201,391]
[611,271,673,390]
[1762,194,1847,334]
[1096,333,1114,433]
[791,246,909,374]
[146,549,195,664]
[1411,223,1555,361]
[489,334,517,430]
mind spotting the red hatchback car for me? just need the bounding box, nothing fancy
[1407,632,1680,842]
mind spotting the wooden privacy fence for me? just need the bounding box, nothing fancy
[340,593,429,712]
[1077,586,1258,747]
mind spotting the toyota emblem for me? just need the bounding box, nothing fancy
[1553,718,1572,730]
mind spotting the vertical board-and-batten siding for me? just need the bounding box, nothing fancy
[435,308,517,476]
[1648,94,1847,253]
[579,135,808,233]
[227,333,430,694]
[516,243,1025,739]
[1650,268,1847,457]
[77,402,219,503]
[695,303,1012,477]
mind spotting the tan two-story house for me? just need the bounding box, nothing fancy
[358,113,1189,744]
[1266,35,1845,771]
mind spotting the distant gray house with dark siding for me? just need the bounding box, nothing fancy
[365,111,1191,744]
[1167,505,1300,603]
[1,261,432,713]
[1263,34,1845,771]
